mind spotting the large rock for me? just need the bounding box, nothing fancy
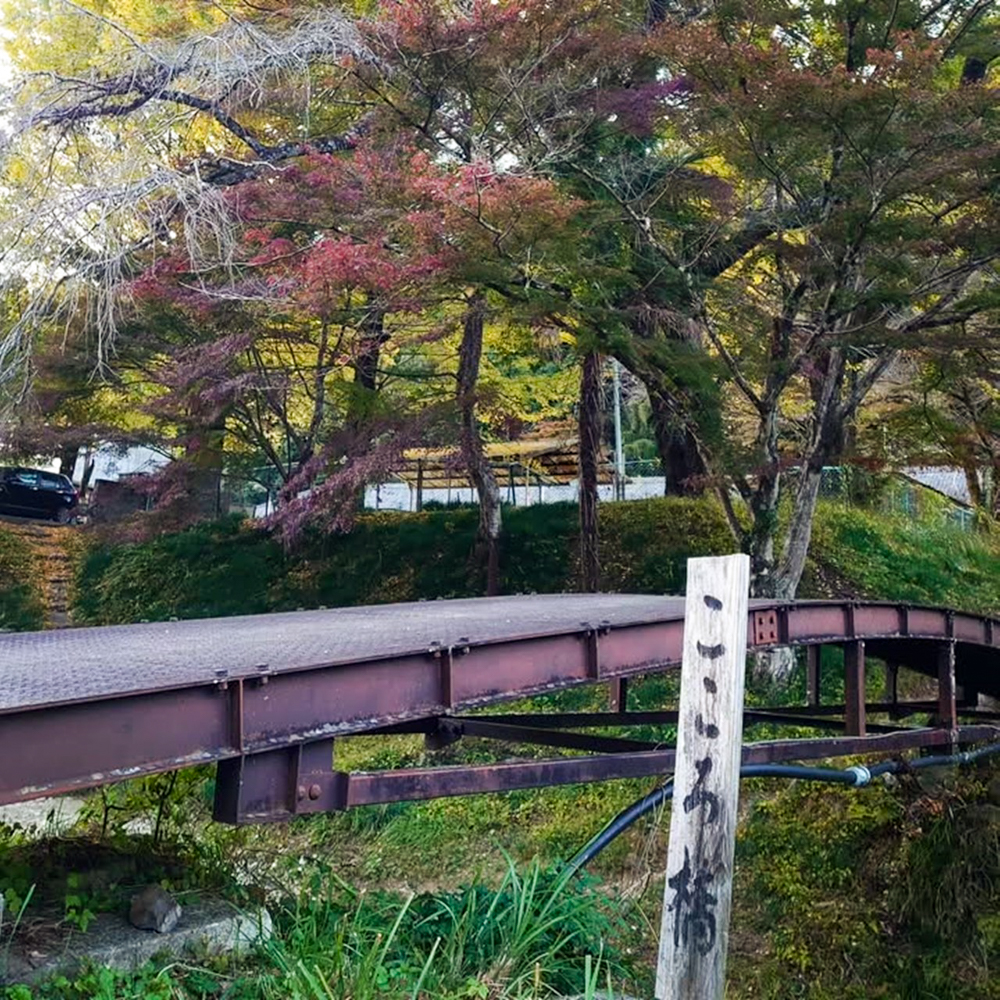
[129,885,181,934]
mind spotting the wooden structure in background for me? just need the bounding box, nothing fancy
[394,430,613,508]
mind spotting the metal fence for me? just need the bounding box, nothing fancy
[223,461,977,529]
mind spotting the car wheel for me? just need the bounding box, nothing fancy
[55,507,73,525]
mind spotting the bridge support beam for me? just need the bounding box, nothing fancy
[806,646,821,707]
[885,661,899,716]
[937,641,957,732]
[844,641,866,736]
[213,738,342,824]
[608,677,629,712]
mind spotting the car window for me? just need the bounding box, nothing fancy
[12,471,39,487]
[39,473,71,491]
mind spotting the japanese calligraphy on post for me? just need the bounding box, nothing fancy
[656,554,750,1000]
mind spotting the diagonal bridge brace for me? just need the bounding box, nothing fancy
[212,723,1000,824]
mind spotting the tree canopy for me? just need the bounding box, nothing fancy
[1,0,998,601]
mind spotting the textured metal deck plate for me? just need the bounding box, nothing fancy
[0,594,689,712]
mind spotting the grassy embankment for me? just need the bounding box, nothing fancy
[1,499,998,997]
[0,525,46,632]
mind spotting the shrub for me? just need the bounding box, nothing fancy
[73,497,1000,625]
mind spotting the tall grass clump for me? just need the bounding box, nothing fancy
[262,856,626,999]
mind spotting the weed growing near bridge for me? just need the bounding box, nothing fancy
[0,855,629,999]
[728,761,1000,1000]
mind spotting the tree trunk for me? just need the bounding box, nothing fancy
[57,443,80,482]
[649,391,706,495]
[776,462,824,600]
[347,309,387,509]
[185,419,226,520]
[352,309,386,401]
[624,302,711,498]
[457,293,502,596]
[745,400,783,597]
[579,351,601,592]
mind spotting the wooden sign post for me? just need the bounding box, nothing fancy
[656,554,750,1000]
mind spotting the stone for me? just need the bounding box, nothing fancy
[129,885,181,934]
[0,796,85,834]
[2,898,272,985]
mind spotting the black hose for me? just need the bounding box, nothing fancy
[566,741,1000,874]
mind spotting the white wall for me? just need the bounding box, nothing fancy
[71,445,170,485]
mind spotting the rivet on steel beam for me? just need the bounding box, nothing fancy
[308,784,321,801]
[297,785,307,801]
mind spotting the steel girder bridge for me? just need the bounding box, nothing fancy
[1,595,998,825]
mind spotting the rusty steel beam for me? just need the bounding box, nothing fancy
[806,646,821,707]
[1,596,999,809]
[939,640,958,730]
[751,701,938,718]
[450,710,902,735]
[608,677,629,712]
[845,640,867,736]
[214,725,1000,823]
[885,661,900,707]
[467,710,682,729]
[451,718,661,753]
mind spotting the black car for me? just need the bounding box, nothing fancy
[0,467,79,523]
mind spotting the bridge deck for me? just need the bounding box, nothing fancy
[0,595,998,820]
[0,595,684,712]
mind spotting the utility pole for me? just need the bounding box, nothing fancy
[612,358,625,501]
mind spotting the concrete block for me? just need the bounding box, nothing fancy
[2,897,272,984]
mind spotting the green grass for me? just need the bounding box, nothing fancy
[728,760,1000,999]
[72,498,1000,627]
[0,528,46,632]
[1,851,631,1000]
[40,497,1000,997]
[809,504,1000,614]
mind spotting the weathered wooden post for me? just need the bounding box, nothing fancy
[656,554,750,1000]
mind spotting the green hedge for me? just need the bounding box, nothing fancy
[0,528,46,631]
[72,498,1000,626]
